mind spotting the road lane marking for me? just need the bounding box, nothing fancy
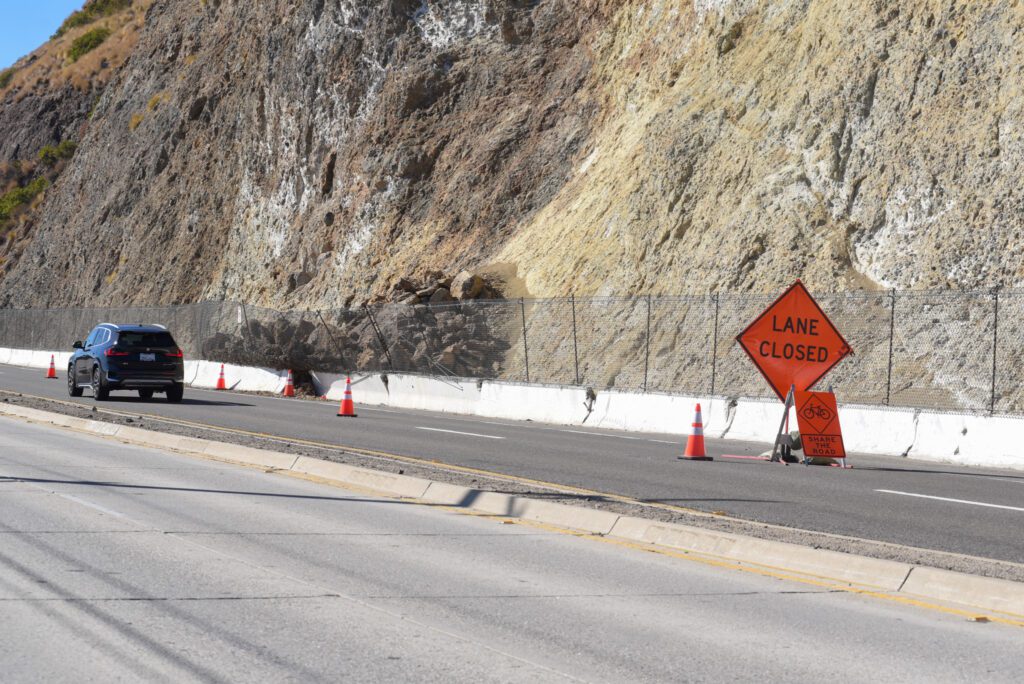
[559,429,645,441]
[415,427,504,440]
[875,489,1024,513]
[3,364,693,444]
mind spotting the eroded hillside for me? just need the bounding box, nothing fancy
[0,0,152,279]
[1,0,1022,308]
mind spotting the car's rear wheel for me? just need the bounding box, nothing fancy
[138,389,154,400]
[166,383,183,403]
[92,367,109,401]
[68,367,83,397]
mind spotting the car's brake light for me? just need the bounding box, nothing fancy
[167,349,183,358]
[105,348,130,357]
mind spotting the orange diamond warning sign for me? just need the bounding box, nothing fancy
[794,390,846,459]
[736,280,852,401]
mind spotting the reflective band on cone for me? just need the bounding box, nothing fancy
[680,403,713,461]
[46,355,57,379]
[283,369,296,397]
[216,364,227,390]
[337,377,357,417]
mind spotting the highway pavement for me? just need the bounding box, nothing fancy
[2,363,1024,564]
[0,417,1020,682]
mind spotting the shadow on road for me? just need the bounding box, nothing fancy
[97,396,254,408]
[853,465,1024,482]
[0,475,432,505]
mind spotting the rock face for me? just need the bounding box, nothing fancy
[2,0,1024,309]
[0,0,152,278]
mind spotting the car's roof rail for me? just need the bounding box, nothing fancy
[149,324,167,330]
[98,322,119,329]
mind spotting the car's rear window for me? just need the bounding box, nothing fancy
[116,331,177,349]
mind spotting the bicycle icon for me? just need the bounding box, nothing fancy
[801,405,833,422]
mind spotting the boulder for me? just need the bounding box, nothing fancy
[438,344,458,369]
[391,277,418,293]
[397,293,420,305]
[429,287,453,304]
[451,271,485,300]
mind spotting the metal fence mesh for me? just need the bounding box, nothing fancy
[0,288,1019,415]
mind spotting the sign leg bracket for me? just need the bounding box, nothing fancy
[769,385,798,464]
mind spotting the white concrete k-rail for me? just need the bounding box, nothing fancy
[3,346,1022,470]
[313,371,1024,471]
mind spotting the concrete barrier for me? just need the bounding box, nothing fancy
[190,360,286,393]
[6,347,1024,469]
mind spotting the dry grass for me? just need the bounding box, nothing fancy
[1,1,154,100]
[129,112,145,131]
[147,92,166,111]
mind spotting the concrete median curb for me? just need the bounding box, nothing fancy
[608,517,913,590]
[2,402,1022,620]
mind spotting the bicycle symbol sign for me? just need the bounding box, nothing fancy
[801,404,833,423]
[794,390,846,460]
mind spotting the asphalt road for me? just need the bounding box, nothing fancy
[3,363,1024,564]
[0,417,1020,682]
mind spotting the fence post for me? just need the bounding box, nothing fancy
[710,293,721,396]
[643,295,651,392]
[570,294,580,386]
[885,290,896,405]
[990,288,1000,415]
[362,304,394,371]
[520,298,530,384]
[316,310,351,373]
[240,302,254,355]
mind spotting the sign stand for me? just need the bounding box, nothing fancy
[769,385,798,464]
[736,281,854,471]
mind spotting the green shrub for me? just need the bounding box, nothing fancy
[54,0,132,39]
[68,26,112,63]
[0,177,50,224]
[0,67,14,90]
[38,140,78,167]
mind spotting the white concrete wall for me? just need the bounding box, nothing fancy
[187,360,287,393]
[4,347,1022,470]
[313,371,1024,471]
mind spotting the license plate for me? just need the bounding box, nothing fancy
[140,353,156,362]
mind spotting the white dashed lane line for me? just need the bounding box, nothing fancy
[415,427,505,440]
[875,489,1024,513]
[559,429,646,441]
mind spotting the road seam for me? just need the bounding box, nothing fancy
[2,402,1023,625]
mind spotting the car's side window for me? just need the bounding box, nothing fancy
[85,329,98,348]
[98,329,110,346]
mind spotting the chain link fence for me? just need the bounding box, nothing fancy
[0,289,1018,414]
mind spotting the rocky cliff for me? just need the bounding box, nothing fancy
[0,0,151,280]
[1,0,1022,308]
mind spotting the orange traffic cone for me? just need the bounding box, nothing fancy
[283,370,296,397]
[337,377,357,417]
[216,364,227,390]
[680,403,713,461]
[46,355,57,379]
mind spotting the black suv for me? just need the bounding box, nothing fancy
[69,324,185,402]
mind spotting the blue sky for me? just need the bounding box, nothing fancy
[1,1,85,70]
